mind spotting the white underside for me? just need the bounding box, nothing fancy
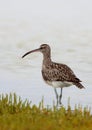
[45,81,73,88]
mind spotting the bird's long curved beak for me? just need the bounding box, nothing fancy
[22,48,41,58]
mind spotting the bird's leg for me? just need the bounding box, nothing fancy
[59,88,63,105]
[54,88,59,106]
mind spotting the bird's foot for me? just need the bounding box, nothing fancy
[56,99,63,108]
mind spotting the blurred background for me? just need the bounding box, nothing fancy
[0,0,92,108]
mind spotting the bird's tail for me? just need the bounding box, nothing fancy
[74,82,85,89]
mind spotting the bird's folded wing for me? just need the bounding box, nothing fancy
[42,63,81,83]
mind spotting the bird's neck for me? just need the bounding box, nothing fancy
[43,52,51,65]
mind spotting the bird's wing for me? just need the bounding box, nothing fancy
[42,63,81,83]
[55,63,81,82]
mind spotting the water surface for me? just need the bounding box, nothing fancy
[0,18,92,110]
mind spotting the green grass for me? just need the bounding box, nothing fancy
[0,93,92,130]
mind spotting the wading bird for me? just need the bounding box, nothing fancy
[22,44,85,106]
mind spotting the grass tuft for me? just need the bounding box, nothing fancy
[0,93,92,130]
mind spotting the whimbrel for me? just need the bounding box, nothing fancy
[22,44,85,105]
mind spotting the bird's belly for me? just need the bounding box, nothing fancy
[45,81,73,88]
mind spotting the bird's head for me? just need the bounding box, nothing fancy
[22,44,51,58]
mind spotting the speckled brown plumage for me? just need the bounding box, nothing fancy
[22,44,85,105]
[42,62,84,89]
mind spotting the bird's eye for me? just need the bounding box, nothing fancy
[41,46,45,49]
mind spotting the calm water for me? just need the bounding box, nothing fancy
[0,19,92,110]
